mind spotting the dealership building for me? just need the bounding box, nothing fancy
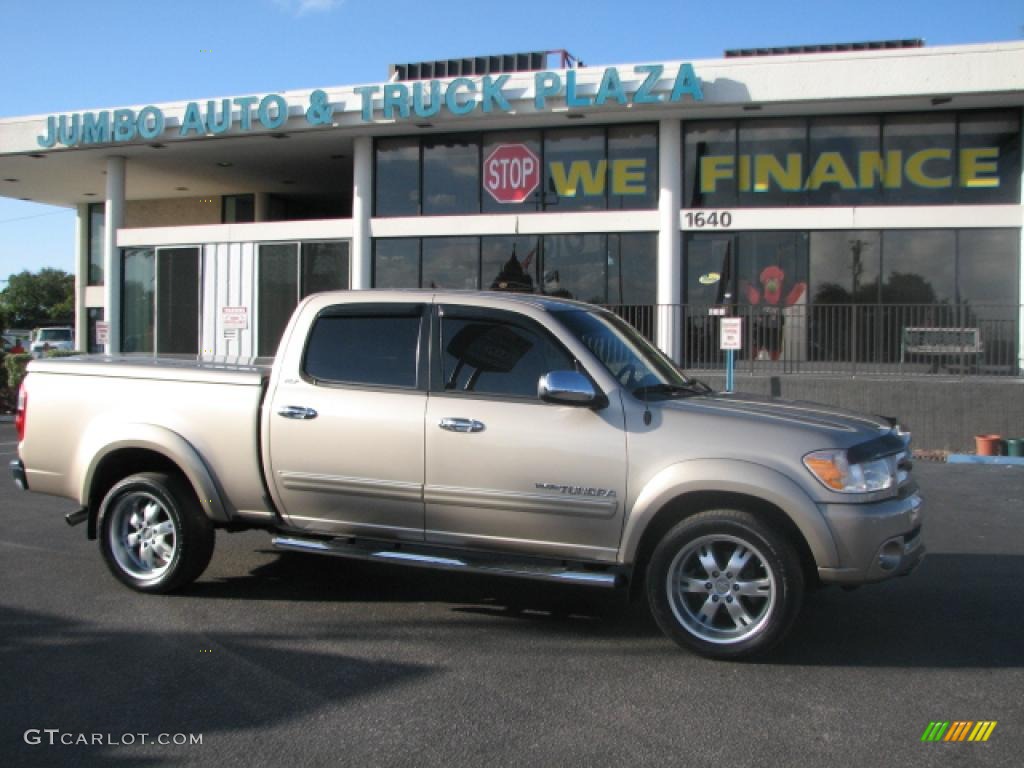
[1,40,1022,447]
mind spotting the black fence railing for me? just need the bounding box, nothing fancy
[600,303,1022,378]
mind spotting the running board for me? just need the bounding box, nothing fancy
[271,536,622,588]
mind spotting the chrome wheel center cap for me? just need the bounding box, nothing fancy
[715,577,731,594]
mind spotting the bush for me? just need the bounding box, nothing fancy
[4,353,32,394]
[43,349,82,358]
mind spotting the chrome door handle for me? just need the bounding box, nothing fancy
[278,405,318,420]
[438,417,485,433]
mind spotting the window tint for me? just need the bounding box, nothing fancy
[422,135,480,215]
[156,247,200,355]
[304,313,422,388]
[258,244,299,357]
[440,313,574,399]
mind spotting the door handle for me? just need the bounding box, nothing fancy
[278,405,318,420]
[438,417,485,433]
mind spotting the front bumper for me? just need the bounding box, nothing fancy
[10,459,28,491]
[816,489,924,585]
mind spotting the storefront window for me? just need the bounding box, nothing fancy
[542,234,607,302]
[421,237,479,290]
[608,125,658,210]
[375,138,420,216]
[738,120,806,207]
[373,238,420,289]
[301,241,349,298]
[88,202,104,286]
[807,117,881,206]
[156,247,200,355]
[882,115,956,205]
[86,308,105,354]
[422,136,479,215]
[482,236,540,292]
[607,234,656,305]
[881,230,955,304]
[122,248,155,354]
[809,231,881,304]
[258,243,299,357]
[543,128,606,212]
[222,194,254,223]
[683,121,736,208]
[957,110,1022,204]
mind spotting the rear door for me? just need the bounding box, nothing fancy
[423,305,627,562]
[267,302,428,540]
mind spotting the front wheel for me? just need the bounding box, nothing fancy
[646,510,804,659]
[99,472,215,593]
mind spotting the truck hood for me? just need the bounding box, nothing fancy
[662,392,894,436]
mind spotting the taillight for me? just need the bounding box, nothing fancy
[15,384,27,442]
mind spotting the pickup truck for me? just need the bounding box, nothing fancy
[9,290,924,659]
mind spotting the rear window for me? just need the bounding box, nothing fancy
[39,329,72,342]
[303,311,422,388]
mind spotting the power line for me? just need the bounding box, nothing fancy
[0,209,75,226]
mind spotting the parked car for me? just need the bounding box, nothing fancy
[29,326,74,358]
[9,291,923,659]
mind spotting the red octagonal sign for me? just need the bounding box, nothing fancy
[483,143,540,204]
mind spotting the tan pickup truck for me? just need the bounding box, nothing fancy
[10,290,923,658]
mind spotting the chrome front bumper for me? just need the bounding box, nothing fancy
[817,491,925,585]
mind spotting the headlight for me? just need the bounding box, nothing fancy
[803,449,897,494]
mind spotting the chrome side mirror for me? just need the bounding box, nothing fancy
[538,371,601,407]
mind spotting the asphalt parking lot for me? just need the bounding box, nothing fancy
[1,421,1022,767]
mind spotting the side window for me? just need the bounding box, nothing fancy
[303,310,422,388]
[439,312,575,399]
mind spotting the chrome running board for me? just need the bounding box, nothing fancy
[271,535,621,588]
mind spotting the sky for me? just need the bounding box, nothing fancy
[0,0,1020,286]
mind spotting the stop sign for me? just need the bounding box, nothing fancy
[483,144,540,204]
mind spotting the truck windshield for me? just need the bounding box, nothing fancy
[553,309,712,398]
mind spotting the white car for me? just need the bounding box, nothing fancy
[30,327,74,358]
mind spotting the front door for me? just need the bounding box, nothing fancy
[424,305,627,563]
[267,302,428,540]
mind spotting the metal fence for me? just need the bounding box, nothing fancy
[601,303,1023,378]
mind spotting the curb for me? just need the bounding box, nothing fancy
[947,454,1024,466]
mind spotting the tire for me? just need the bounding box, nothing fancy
[646,509,804,660]
[98,472,215,593]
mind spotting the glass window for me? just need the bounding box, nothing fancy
[373,239,420,289]
[809,231,881,304]
[608,124,658,210]
[258,243,299,357]
[881,230,955,304]
[304,311,422,388]
[375,137,420,216]
[737,232,809,308]
[301,241,349,298]
[544,128,606,211]
[222,194,254,223]
[439,312,574,399]
[957,110,1021,204]
[607,233,656,305]
[685,234,734,306]
[88,203,105,286]
[422,237,478,290]
[122,248,155,354]
[481,131,543,213]
[482,236,540,293]
[683,121,736,208]
[422,135,480,215]
[807,116,880,206]
[87,307,105,354]
[738,119,806,207]
[542,234,607,303]
[957,229,1019,307]
[882,114,956,204]
[156,247,200,355]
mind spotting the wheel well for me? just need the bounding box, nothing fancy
[630,491,819,597]
[86,449,192,540]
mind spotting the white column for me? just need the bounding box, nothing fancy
[103,156,125,354]
[351,136,373,290]
[74,204,88,351]
[254,192,269,222]
[657,119,683,362]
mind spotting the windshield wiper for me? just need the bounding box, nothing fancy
[632,382,712,399]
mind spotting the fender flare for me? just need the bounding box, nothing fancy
[620,459,838,569]
[75,422,229,525]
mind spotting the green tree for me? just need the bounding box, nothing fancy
[0,268,74,329]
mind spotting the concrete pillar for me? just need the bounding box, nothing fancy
[103,156,125,354]
[351,136,373,290]
[74,204,88,351]
[656,119,683,363]
[254,192,270,222]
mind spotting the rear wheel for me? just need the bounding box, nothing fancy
[99,472,215,593]
[646,509,804,659]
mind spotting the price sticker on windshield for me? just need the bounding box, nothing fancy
[720,317,742,350]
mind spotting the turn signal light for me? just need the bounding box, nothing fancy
[15,385,27,442]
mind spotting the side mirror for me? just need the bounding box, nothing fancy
[538,371,603,408]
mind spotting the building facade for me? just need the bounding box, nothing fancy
[1,41,1022,410]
